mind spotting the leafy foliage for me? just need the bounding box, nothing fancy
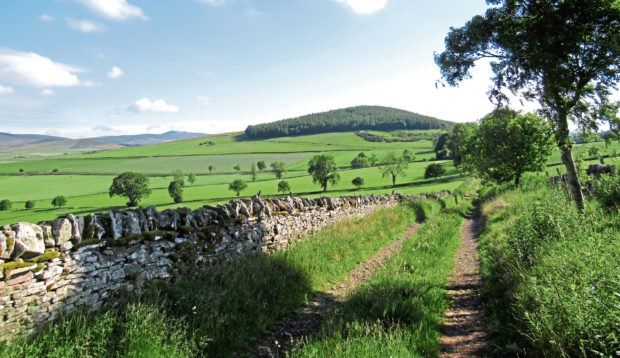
[187,173,196,185]
[109,172,152,207]
[307,154,340,192]
[25,200,35,209]
[436,0,620,210]
[250,163,258,182]
[277,180,291,194]
[228,179,247,197]
[379,152,408,187]
[0,199,12,211]
[172,169,185,187]
[256,161,266,171]
[352,177,364,189]
[592,172,620,209]
[424,163,445,179]
[270,161,287,179]
[168,181,183,203]
[245,106,452,139]
[350,152,370,169]
[51,195,67,208]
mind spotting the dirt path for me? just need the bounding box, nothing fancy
[245,224,421,357]
[439,199,488,357]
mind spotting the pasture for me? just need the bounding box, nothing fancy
[0,130,462,225]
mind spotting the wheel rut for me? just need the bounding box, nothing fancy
[439,197,489,358]
[240,224,421,357]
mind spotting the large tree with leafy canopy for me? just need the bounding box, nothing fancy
[466,109,553,186]
[109,172,152,206]
[307,154,340,192]
[435,0,620,210]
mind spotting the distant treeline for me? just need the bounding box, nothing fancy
[244,106,453,139]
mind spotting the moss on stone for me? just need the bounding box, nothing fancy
[73,238,105,250]
[33,263,45,273]
[178,226,196,235]
[0,262,37,277]
[30,251,67,263]
[107,233,143,247]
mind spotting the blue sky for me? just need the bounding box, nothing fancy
[0,0,517,138]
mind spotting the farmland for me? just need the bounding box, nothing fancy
[0,130,462,225]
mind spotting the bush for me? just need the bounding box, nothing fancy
[352,177,364,189]
[168,181,183,203]
[0,199,12,211]
[25,200,35,209]
[592,172,620,209]
[424,163,445,179]
[277,180,291,194]
[51,196,67,208]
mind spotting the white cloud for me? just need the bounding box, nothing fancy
[197,0,228,6]
[335,0,387,14]
[40,14,55,22]
[75,0,147,21]
[66,18,105,33]
[82,80,100,87]
[128,98,180,113]
[40,89,55,96]
[107,66,123,79]
[0,84,14,94]
[196,96,210,106]
[0,49,84,88]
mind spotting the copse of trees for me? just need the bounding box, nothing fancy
[450,109,553,186]
[435,0,620,210]
[350,152,370,169]
[109,172,152,207]
[245,106,453,139]
[308,154,340,192]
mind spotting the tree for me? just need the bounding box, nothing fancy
[0,199,12,211]
[172,169,185,187]
[434,133,449,159]
[208,165,214,174]
[446,123,478,169]
[402,149,414,162]
[379,152,408,187]
[352,177,364,189]
[228,179,247,197]
[435,0,620,210]
[233,164,241,172]
[168,181,183,203]
[270,161,287,179]
[187,173,196,185]
[351,152,370,169]
[25,200,35,209]
[463,109,554,186]
[51,195,67,208]
[277,180,291,194]
[109,172,152,207]
[369,153,379,166]
[250,163,258,182]
[257,160,267,172]
[19,168,24,175]
[424,163,446,179]
[307,154,340,192]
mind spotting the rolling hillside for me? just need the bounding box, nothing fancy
[245,106,453,139]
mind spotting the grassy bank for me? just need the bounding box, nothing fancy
[478,175,619,357]
[290,185,474,357]
[0,198,427,357]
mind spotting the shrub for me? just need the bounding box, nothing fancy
[0,199,12,211]
[51,196,67,208]
[168,181,183,203]
[25,200,35,209]
[591,172,620,209]
[424,163,445,179]
[352,177,364,189]
[277,180,291,194]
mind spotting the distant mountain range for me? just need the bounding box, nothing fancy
[0,131,208,156]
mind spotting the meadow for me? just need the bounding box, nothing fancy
[0,130,459,225]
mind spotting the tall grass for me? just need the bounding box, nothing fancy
[0,202,423,357]
[290,194,472,357]
[478,175,620,357]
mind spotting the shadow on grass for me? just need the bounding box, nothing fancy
[1,252,311,358]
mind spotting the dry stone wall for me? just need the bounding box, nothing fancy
[0,191,450,340]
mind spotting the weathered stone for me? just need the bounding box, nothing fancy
[51,218,72,245]
[10,223,45,259]
[66,214,82,244]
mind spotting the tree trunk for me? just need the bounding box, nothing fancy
[392,175,396,187]
[556,111,585,212]
[515,171,521,187]
[323,182,327,192]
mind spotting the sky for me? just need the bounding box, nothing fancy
[0,0,535,138]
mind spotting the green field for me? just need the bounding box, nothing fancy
[0,130,465,225]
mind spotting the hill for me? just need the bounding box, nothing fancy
[244,106,453,139]
[0,132,65,148]
[91,131,208,146]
